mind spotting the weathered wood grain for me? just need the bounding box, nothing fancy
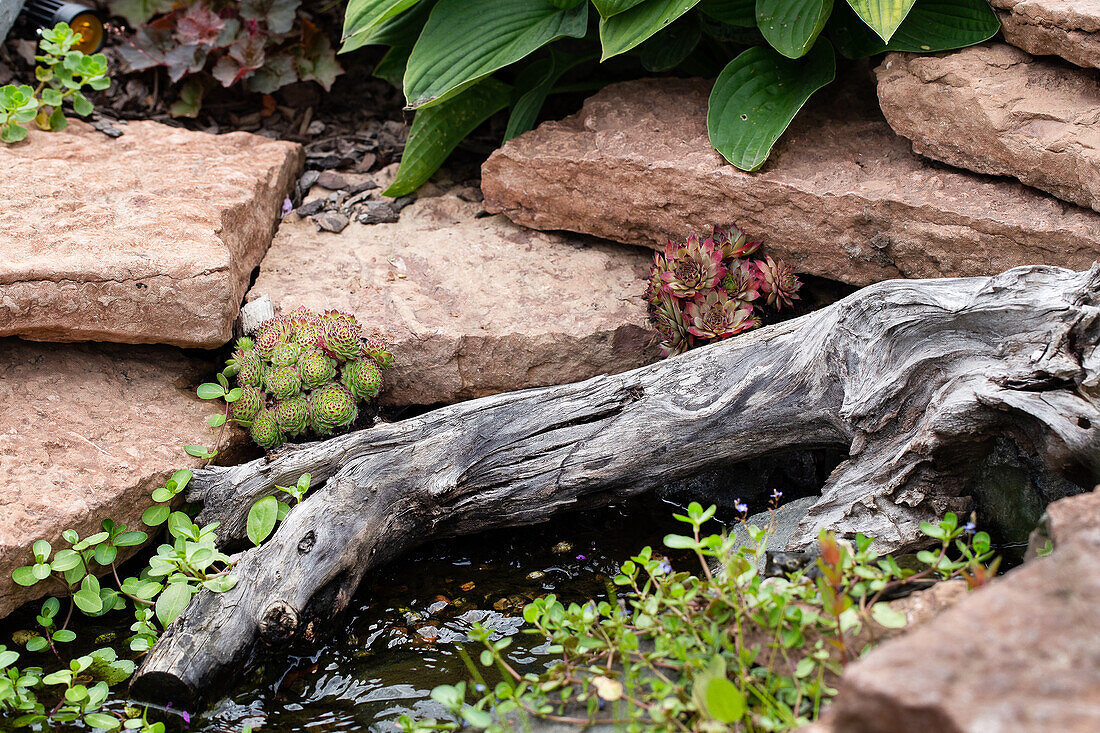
[132,265,1100,704]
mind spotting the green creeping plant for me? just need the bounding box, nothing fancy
[340,0,999,195]
[397,503,999,732]
[0,22,110,143]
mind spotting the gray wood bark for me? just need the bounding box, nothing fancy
[131,265,1100,704]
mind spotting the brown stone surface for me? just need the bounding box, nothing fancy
[828,487,1100,732]
[0,339,242,618]
[0,120,302,348]
[992,0,1100,70]
[248,184,658,406]
[876,44,1100,213]
[481,77,1100,287]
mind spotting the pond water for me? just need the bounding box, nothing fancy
[0,495,737,733]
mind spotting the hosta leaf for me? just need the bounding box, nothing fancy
[845,0,917,42]
[384,78,511,197]
[504,50,590,141]
[828,0,998,58]
[707,38,835,171]
[593,0,648,18]
[373,45,413,87]
[404,0,587,108]
[637,14,701,71]
[697,0,754,26]
[600,0,703,60]
[757,0,833,59]
[343,0,423,44]
[342,0,434,52]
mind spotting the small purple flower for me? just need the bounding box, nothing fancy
[734,499,748,514]
[656,559,673,574]
[576,554,586,560]
[963,522,976,535]
[475,683,487,692]
[281,197,293,217]
[771,489,783,501]
[181,710,191,724]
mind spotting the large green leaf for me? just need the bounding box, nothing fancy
[505,51,591,141]
[828,0,998,58]
[599,0,703,60]
[707,38,835,171]
[637,14,701,70]
[404,0,587,108]
[757,0,833,58]
[845,0,917,42]
[343,0,423,45]
[385,78,512,197]
[246,495,280,546]
[593,0,649,17]
[342,0,436,52]
[373,45,413,87]
[697,0,754,26]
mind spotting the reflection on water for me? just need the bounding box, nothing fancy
[192,495,719,732]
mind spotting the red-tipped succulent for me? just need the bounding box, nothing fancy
[657,234,727,299]
[684,291,754,340]
[645,225,801,356]
[753,255,802,310]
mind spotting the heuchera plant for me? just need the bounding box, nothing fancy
[197,307,393,452]
[646,225,801,356]
[111,0,341,117]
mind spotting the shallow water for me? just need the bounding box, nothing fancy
[1,496,723,732]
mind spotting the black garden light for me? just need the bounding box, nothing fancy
[21,0,103,52]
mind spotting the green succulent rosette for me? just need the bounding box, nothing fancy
[270,342,301,368]
[249,409,285,450]
[274,395,310,436]
[363,337,394,368]
[342,358,382,399]
[264,365,302,400]
[298,349,337,390]
[309,383,358,434]
[230,385,264,423]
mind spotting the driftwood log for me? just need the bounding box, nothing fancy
[132,265,1100,704]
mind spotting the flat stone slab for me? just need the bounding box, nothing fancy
[482,77,1100,287]
[0,339,241,618]
[877,44,1100,214]
[0,120,302,348]
[992,0,1100,70]
[248,185,658,406]
[827,487,1100,732]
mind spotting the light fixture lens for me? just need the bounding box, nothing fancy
[69,12,103,53]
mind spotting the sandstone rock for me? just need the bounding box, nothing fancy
[0,338,243,618]
[0,120,302,348]
[828,487,1100,732]
[992,0,1100,70]
[481,77,1100,287]
[876,44,1100,214]
[249,188,658,406]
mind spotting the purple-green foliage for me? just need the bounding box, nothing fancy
[111,0,341,117]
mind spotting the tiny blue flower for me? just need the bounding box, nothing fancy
[771,489,783,500]
[963,522,976,535]
[734,499,748,514]
[656,560,673,574]
[475,683,487,692]
[281,197,293,217]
